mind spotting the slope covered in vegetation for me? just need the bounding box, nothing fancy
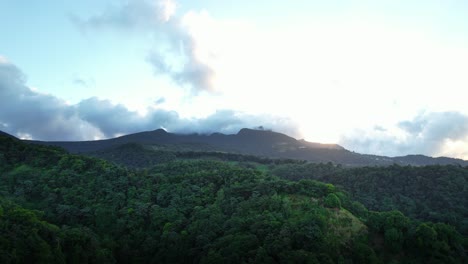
[272,163,468,235]
[0,134,466,263]
[90,144,468,237]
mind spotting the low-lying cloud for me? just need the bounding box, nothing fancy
[0,59,101,140]
[340,112,468,158]
[72,0,216,93]
[0,58,299,141]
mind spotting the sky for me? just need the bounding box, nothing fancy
[1,0,468,159]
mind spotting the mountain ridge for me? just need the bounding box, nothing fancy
[1,128,465,166]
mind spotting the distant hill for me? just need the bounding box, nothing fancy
[20,128,468,167]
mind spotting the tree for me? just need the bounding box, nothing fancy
[324,193,341,209]
[414,223,437,252]
[384,228,403,252]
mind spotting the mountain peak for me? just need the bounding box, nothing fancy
[152,128,168,134]
[237,128,260,135]
[237,128,276,136]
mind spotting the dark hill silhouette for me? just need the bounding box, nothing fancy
[0,130,17,139]
[10,128,468,166]
[27,128,345,155]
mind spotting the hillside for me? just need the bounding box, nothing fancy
[88,143,468,236]
[25,128,468,167]
[1,130,466,263]
[272,163,468,235]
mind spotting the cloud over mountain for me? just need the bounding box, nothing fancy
[0,58,299,141]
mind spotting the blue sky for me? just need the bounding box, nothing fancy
[1,0,468,159]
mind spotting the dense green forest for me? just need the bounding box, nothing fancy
[91,143,468,236]
[87,143,306,169]
[0,135,467,263]
[271,163,468,236]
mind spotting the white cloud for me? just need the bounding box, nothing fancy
[158,0,177,22]
[0,56,9,64]
[73,0,217,94]
[0,58,300,140]
[340,112,468,159]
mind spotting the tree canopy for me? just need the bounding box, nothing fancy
[0,134,466,263]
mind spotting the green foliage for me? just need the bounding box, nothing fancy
[384,228,403,252]
[89,143,177,168]
[272,163,468,235]
[0,198,65,264]
[415,223,437,250]
[351,242,380,264]
[0,134,466,263]
[324,193,341,208]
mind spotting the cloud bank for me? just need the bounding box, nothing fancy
[340,112,468,159]
[73,0,216,93]
[0,58,299,141]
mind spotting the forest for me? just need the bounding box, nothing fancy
[272,163,468,236]
[0,134,467,263]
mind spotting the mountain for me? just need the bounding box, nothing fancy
[27,128,343,154]
[21,128,468,166]
[0,130,17,139]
